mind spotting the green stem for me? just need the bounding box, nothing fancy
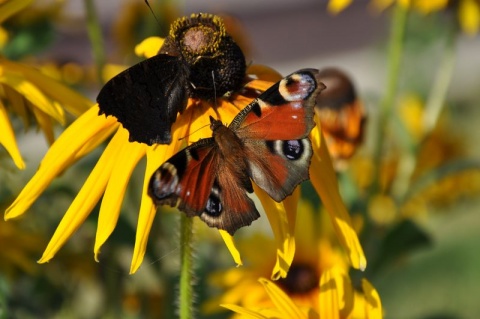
[179,214,194,319]
[369,3,408,197]
[84,0,106,85]
[394,25,458,201]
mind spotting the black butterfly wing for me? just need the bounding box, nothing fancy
[97,54,189,145]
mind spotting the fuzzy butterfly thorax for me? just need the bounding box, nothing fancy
[159,13,246,100]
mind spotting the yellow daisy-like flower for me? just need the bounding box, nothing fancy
[206,201,374,317]
[223,274,381,319]
[0,0,91,169]
[5,30,365,276]
[328,0,480,34]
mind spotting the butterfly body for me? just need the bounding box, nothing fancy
[149,69,326,234]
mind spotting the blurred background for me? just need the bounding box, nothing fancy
[1,0,480,318]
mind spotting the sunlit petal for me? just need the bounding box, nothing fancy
[94,128,147,261]
[362,279,383,318]
[309,125,366,271]
[254,185,297,280]
[259,278,307,319]
[38,129,127,263]
[135,36,165,59]
[219,230,243,266]
[129,111,192,273]
[318,268,341,319]
[5,106,117,220]
[0,100,25,169]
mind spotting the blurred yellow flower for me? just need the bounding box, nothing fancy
[329,0,480,34]
[0,0,91,169]
[206,202,373,317]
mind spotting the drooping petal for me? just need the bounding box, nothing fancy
[129,111,192,274]
[309,125,367,271]
[1,58,91,117]
[5,106,117,220]
[219,230,243,266]
[30,105,55,145]
[318,268,341,319]
[38,129,127,263]
[259,278,307,319]
[0,100,25,169]
[254,185,298,280]
[94,128,147,261]
[362,279,383,319]
[0,67,65,124]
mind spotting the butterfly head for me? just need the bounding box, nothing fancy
[209,115,224,132]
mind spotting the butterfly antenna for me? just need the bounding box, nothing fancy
[144,0,161,26]
[178,123,211,141]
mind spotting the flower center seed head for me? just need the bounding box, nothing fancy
[277,263,319,295]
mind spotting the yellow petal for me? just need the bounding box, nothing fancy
[0,0,33,24]
[129,112,192,274]
[30,105,54,145]
[1,58,91,117]
[318,268,341,319]
[247,64,283,82]
[94,127,146,261]
[0,68,65,124]
[134,36,165,59]
[254,185,298,280]
[0,100,25,169]
[362,279,383,319]
[5,106,117,220]
[327,0,353,14]
[221,304,268,319]
[259,278,307,319]
[38,128,127,263]
[459,0,480,35]
[219,230,243,266]
[309,125,367,271]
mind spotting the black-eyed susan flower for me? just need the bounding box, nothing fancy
[212,202,380,318]
[5,14,365,279]
[0,0,91,170]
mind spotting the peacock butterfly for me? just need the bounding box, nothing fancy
[148,69,326,234]
[96,13,246,145]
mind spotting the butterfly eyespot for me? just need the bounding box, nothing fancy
[204,194,223,217]
[282,140,304,160]
[266,140,306,161]
[279,72,316,101]
[149,163,179,200]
